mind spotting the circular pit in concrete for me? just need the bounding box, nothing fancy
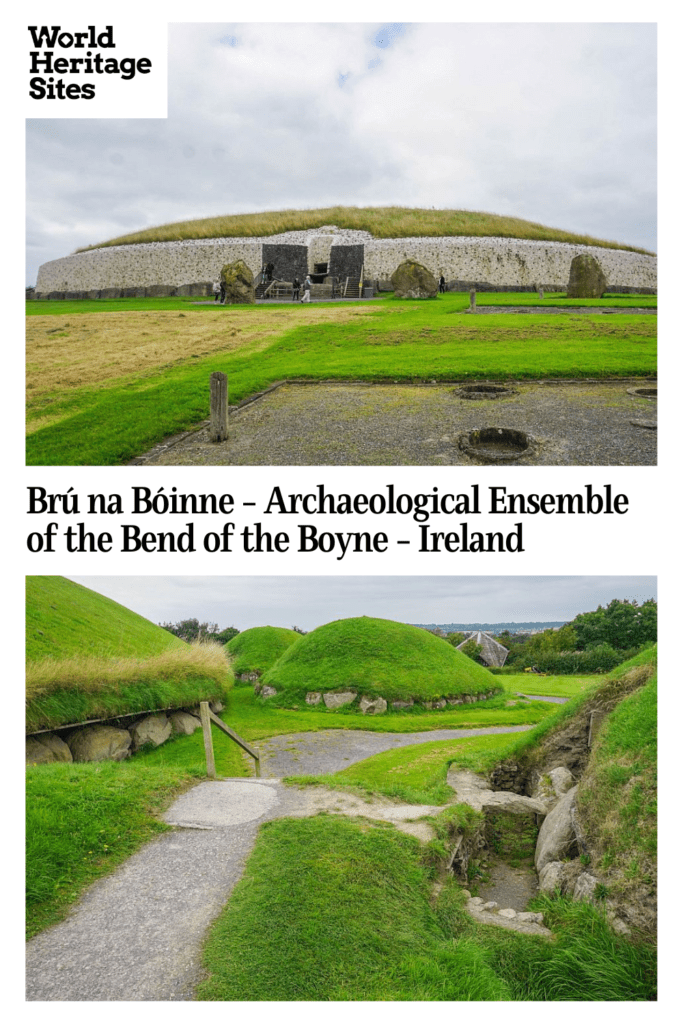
[457,426,538,463]
[627,386,657,399]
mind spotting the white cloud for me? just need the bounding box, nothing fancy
[26,22,656,284]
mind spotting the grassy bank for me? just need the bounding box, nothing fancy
[26,642,233,732]
[26,761,198,938]
[76,205,654,254]
[26,292,656,465]
[197,815,655,1000]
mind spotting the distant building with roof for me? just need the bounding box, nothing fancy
[457,630,509,668]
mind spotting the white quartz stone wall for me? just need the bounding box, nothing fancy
[36,232,656,293]
[36,239,264,292]
[364,237,656,290]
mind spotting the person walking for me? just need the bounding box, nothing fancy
[292,277,300,301]
[301,274,312,303]
[438,274,446,293]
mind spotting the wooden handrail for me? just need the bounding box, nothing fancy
[199,701,261,777]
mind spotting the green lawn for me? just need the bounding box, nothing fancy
[499,673,596,698]
[26,292,656,464]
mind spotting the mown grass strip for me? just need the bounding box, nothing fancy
[26,305,656,465]
[26,292,657,317]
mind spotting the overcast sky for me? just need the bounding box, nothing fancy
[65,576,657,632]
[26,21,657,285]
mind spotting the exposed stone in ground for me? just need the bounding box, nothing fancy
[447,769,548,815]
[465,896,551,937]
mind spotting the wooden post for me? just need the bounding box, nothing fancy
[469,288,476,311]
[210,372,228,442]
[199,701,216,778]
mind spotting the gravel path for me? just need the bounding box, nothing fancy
[26,724,533,1001]
[136,380,656,466]
[254,723,535,776]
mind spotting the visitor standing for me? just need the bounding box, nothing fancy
[439,275,446,293]
[212,280,221,303]
[292,277,300,301]
[219,279,226,304]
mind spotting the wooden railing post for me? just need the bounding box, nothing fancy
[210,372,228,442]
[199,700,261,778]
[199,701,216,778]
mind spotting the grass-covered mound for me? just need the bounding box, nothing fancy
[226,626,301,677]
[26,577,233,731]
[83,206,651,254]
[261,616,500,707]
[27,576,186,661]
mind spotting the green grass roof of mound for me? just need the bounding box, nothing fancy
[26,577,185,662]
[227,626,302,675]
[261,616,499,702]
[81,206,652,255]
[26,578,232,732]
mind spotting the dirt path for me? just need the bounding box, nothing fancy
[26,724,532,1001]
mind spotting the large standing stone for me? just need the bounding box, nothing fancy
[221,260,255,304]
[390,259,438,299]
[535,785,578,871]
[129,713,172,750]
[566,254,607,298]
[67,726,132,762]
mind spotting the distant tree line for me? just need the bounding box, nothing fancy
[435,598,656,674]
[159,618,240,645]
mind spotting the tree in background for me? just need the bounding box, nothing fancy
[571,598,657,651]
[160,618,240,644]
[458,638,484,663]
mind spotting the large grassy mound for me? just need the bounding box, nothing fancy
[261,616,500,705]
[227,626,301,677]
[83,206,651,254]
[26,576,185,661]
[26,577,233,731]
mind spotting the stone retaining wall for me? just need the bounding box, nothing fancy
[25,703,224,764]
[34,228,657,296]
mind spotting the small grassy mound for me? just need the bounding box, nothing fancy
[82,206,652,255]
[226,626,301,677]
[26,577,233,731]
[261,616,500,706]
